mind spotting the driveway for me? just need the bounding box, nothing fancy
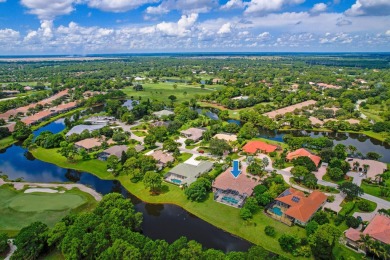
[314,165,327,181]
[256,153,273,170]
[346,171,365,186]
[116,120,145,144]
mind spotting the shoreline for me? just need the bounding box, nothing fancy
[29,147,306,260]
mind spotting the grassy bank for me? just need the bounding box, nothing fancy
[0,136,16,149]
[30,147,361,259]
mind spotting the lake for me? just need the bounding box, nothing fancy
[0,119,252,252]
[257,128,390,163]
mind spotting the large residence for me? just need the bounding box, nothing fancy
[164,160,213,186]
[346,158,387,179]
[268,188,327,226]
[84,116,115,125]
[180,128,206,142]
[150,150,175,169]
[213,133,237,142]
[345,214,390,250]
[286,148,321,167]
[98,145,128,161]
[263,100,317,119]
[212,167,258,208]
[152,110,174,118]
[66,124,105,137]
[242,140,278,154]
[75,138,103,152]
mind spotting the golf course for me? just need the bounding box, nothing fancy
[0,185,98,236]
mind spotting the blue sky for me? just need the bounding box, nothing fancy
[0,0,389,54]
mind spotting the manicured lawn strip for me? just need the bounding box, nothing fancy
[32,147,308,259]
[361,182,390,202]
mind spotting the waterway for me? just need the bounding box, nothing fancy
[0,119,252,252]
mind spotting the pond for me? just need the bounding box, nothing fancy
[256,128,390,163]
[0,120,252,252]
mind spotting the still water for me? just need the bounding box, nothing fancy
[0,119,251,252]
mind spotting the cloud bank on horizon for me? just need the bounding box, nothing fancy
[0,0,389,54]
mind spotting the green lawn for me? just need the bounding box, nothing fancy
[122,82,225,103]
[31,147,365,259]
[361,182,390,202]
[32,147,309,259]
[132,130,148,137]
[0,185,97,236]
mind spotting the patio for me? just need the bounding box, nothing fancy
[214,189,246,208]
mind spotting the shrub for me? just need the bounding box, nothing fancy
[0,233,8,254]
[327,195,335,203]
[278,234,299,252]
[312,211,329,225]
[334,214,345,226]
[339,201,355,217]
[264,226,276,237]
[346,216,361,228]
[240,208,252,220]
[305,221,319,236]
[357,200,372,212]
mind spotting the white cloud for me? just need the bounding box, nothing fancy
[386,30,390,36]
[155,13,198,37]
[311,3,327,13]
[20,0,77,20]
[88,0,158,12]
[218,22,232,34]
[220,0,247,10]
[0,29,20,43]
[146,0,217,15]
[345,0,390,16]
[245,0,305,15]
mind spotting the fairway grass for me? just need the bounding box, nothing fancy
[0,185,97,235]
[122,82,225,102]
[8,193,85,212]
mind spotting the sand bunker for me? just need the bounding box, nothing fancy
[24,188,58,194]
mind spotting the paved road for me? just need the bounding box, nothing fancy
[5,239,16,260]
[117,120,145,144]
[356,99,368,120]
[274,167,390,210]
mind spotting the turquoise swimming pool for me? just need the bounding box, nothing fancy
[171,179,182,184]
[271,206,283,216]
[222,196,239,205]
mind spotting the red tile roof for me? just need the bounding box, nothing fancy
[242,141,278,154]
[363,214,390,245]
[286,148,321,167]
[276,188,327,223]
[345,228,362,242]
[212,167,258,196]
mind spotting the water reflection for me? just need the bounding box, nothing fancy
[0,121,252,252]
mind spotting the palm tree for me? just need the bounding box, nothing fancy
[363,164,369,174]
[348,145,357,155]
[358,234,372,252]
[374,174,382,184]
[353,161,360,171]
